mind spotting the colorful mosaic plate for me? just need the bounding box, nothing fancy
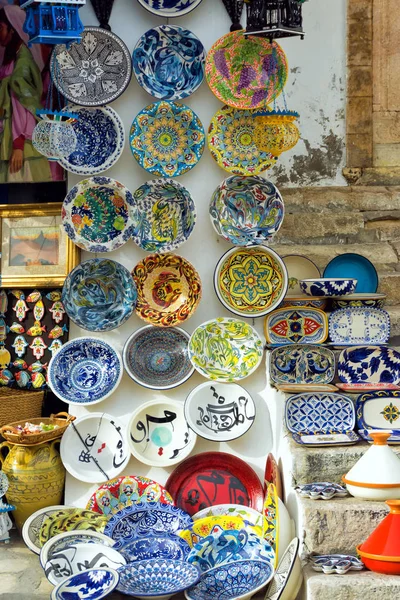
[180,515,262,547]
[131,179,196,253]
[329,307,390,346]
[130,101,205,177]
[59,105,125,175]
[338,346,400,385]
[282,255,320,296]
[214,246,288,318]
[133,25,205,100]
[51,27,132,107]
[264,307,329,345]
[62,177,135,253]
[86,475,174,516]
[188,317,264,382]
[136,0,203,17]
[205,32,288,109]
[132,253,202,327]
[39,509,109,547]
[208,104,276,176]
[209,175,284,246]
[270,345,335,386]
[285,392,356,434]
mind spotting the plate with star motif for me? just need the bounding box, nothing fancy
[356,390,400,432]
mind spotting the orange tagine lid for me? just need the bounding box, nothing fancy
[360,500,400,558]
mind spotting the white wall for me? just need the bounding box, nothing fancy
[65,0,347,506]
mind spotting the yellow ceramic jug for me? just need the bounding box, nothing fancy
[0,440,65,530]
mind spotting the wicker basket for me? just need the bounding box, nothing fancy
[0,412,75,445]
[0,388,44,429]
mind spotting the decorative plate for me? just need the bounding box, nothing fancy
[338,346,400,385]
[104,501,193,548]
[270,345,335,386]
[264,538,301,600]
[205,32,288,109]
[193,505,264,529]
[264,308,328,345]
[184,381,256,442]
[51,568,119,600]
[123,325,193,390]
[117,559,200,598]
[336,382,400,392]
[131,179,196,252]
[51,27,132,107]
[264,453,283,500]
[127,399,197,467]
[214,246,288,318]
[62,259,137,332]
[44,542,126,586]
[60,413,129,483]
[291,431,360,447]
[276,383,338,393]
[132,253,202,327]
[209,176,284,246]
[117,533,191,563]
[300,278,357,297]
[165,451,264,516]
[62,177,135,253]
[324,253,379,294]
[285,392,356,434]
[59,106,125,175]
[48,338,123,406]
[262,483,278,564]
[179,516,262,548]
[86,475,174,516]
[281,296,327,310]
[40,531,116,567]
[39,509,109,547]
[136,0,203,17]
[331,294,386,310]
[295,482,348,501]
[22,505,75,555]
[282,255,320,296]
[188,318,264,382]
[329,307,390,346]
[356,390,400,431]
[133,25,205,100]
[208,104,276,176]
[130,101,205,177]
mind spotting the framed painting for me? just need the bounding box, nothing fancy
[0,203,80,287]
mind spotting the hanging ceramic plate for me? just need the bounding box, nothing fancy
[356,390,400,431]
[39,509,109,547]
[282,255,321,296]
[338,346,400,385]
[130,101,205,177]
[264,453,283,500]
[48,338,123,406]
[86,475,174,516]
[264,538,303,600]
[123,325,194,390]
[127,399,197,467]
[62,177,135,253]
[51,27,132,107]
[329,307,390,346]
[133,25,205,100]
[209,175,284,246]
[270,345,335,386]
[40,531,116,568]
[184,381,256,442]
[192,505,265,529]
[205,32,288,109]
[62,259,137,332]
[214,246,288,318]
[136,0,203,17]
[323,253,378,294]
[131,179,196,253]
[285,392,356,434]
[188,317,263,382]
[59,106,125,176]
[22,505,75,555]
[165,451,264,516]
[132,253,202,327]
[264,307,329,345]
[60,413,129,484]
[208,104,277,176]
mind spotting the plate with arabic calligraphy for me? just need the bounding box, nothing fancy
[165,451,264,516]
[132,253,202,327]
[60,413,129,484]
[39,508,109,547]
[214,246,288,318]
[127,399,197,467]
[184,381,256,442]
[208,105,277,176]
[86,475,174,516]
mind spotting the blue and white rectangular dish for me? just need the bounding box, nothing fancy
[285,392,356,434]
[338,346,400,384]
[270,344,335,386]
[329,307,390,346]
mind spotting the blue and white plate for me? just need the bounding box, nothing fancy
[136,0,203,17]
[324,253,378,294]
[338,346,400,385]
[59,106,125,175]
[48,338,123,406]
[117,559,200,597]
[118,534,191,563]
[133,26,205,101]
[285,393,356,434]
[51,568,119,600]
[270,345,335,386]
[356,390,400,431]
[300,278,357,297]
[329,307,390,346]
[62,259,137,332]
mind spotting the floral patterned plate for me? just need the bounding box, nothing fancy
[192,504,265,529]
[188,318,263,382]
[133,25,205,100]
[132,253,202,327]
[130,101,205,178]
[205,32,288,109]
[136,0,203,17]
[179,516,262,548]
[62,177,135,253]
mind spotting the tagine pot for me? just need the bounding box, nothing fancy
[0,440,65,530]
[342,431,400,501]
[357,500,400,574]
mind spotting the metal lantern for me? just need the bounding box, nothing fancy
[254,110,300,157]
[244,0,306,40]
[32,111,78,161]
[21,0,85,46]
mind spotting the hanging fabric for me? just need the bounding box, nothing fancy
[89,0,115,30]
[221,0,244,31]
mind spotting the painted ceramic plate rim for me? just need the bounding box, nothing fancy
[40,530,116,568]
[264,307,329,344]
[328,307,390,345]
[356,391,400,430]
[192,504,264,525]
[22,505,75,555]
[50,567,120,600]
[323,253,378,294]
[136,0,203,17]
[285,392,356,434]
[264,537,299,600]
[283,254,320,295]
[126,399,197,467]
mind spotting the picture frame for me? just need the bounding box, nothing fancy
[0,203,80,288]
